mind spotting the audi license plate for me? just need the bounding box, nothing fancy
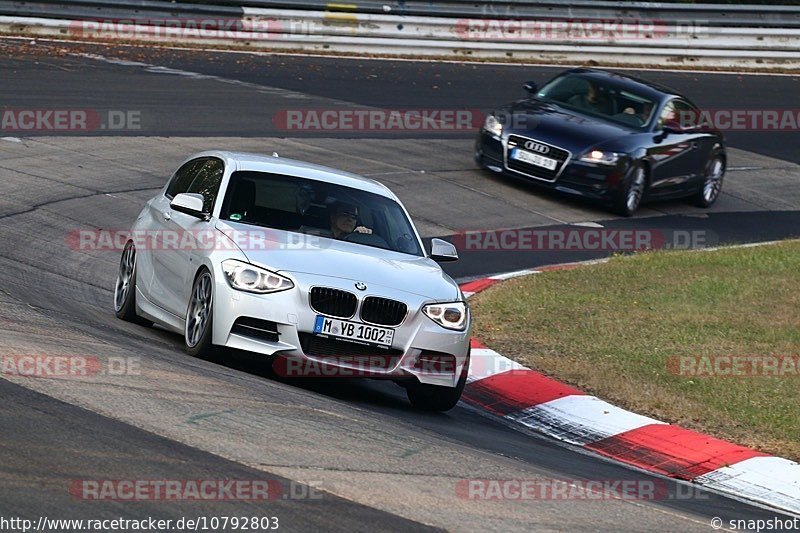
[313,316,394,347]
[510,148,557,170]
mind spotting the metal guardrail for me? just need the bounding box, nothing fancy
[0,0,243,19]
[189,0,800,27]
[7,0,800,26]
[1,0,799,68]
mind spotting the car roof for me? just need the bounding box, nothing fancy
[190,150,397,200]
[564,68,684,102]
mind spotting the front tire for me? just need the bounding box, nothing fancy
[185,268,217,359]
[692,153,725,208]
[406,353,470,412]
[113,241,153,327]
[612,162,647,217]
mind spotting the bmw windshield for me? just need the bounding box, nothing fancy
[219,171,424,257]
[536,74,658,130]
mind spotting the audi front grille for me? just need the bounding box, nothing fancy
[505,134,571,182]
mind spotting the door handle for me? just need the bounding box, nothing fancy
[163,211,171,221]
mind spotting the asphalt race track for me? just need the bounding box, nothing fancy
[3,39,800,162]
[1,38,799,531]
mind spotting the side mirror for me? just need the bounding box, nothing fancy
[171,193,209,220]
[430,238,458,262]
[523,81,538,94]
[661,119,686,135]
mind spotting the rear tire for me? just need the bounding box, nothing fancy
[612,162,647,217]
[185,268,218,359]
[406,352,470,412]
[113,241,153,327]
[692,153,725,208]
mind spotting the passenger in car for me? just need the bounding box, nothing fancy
[568,82,614,115]
[619,102,654,126]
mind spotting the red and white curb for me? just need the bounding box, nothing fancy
[458,261,800,515]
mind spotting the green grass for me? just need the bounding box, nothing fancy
[470,241,800,460]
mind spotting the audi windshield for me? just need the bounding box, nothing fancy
[537,74,659,129]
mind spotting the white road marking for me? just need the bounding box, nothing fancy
[75,52,353,103]
[571,221,604,228]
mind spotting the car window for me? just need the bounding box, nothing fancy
[674,99,701,130]
[254,178,299,212]
[658,101,677,128]
[166,158,205,198]
[220,171,423,257]
[658,99,699,130]
[536,74,587,103]
[615,91,656,128]
[537,74,657,129]
[186,158,224,213]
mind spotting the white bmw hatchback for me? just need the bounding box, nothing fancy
[114,151,471,410]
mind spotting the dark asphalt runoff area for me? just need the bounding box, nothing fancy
[0,379,438,532]
[436,210,800,279]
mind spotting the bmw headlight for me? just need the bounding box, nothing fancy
[483,114,503,137]
[422,301,468,331]
[579,150,622,166]
[221,259,294,294]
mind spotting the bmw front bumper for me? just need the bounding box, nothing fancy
[210,265,470,388]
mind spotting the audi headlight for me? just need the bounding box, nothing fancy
[579,150,622,166]
[221,259,294,294]
[422,301,468,331]
[483,114,503,137]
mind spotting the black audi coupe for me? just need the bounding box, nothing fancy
[474,68,726,216]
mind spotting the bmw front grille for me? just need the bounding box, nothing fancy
[360,296,407,327]
[309,287,357,318]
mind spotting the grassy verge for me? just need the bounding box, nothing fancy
[470,241,800,461]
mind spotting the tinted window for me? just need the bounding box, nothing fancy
[166,159,205,198]
[660,99,701,130]
[186,159,224,213]
[537,74,657,129]
[220,171,423,257]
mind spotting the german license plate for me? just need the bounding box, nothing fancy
[510,148,558,170]
[313,316,394,347]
